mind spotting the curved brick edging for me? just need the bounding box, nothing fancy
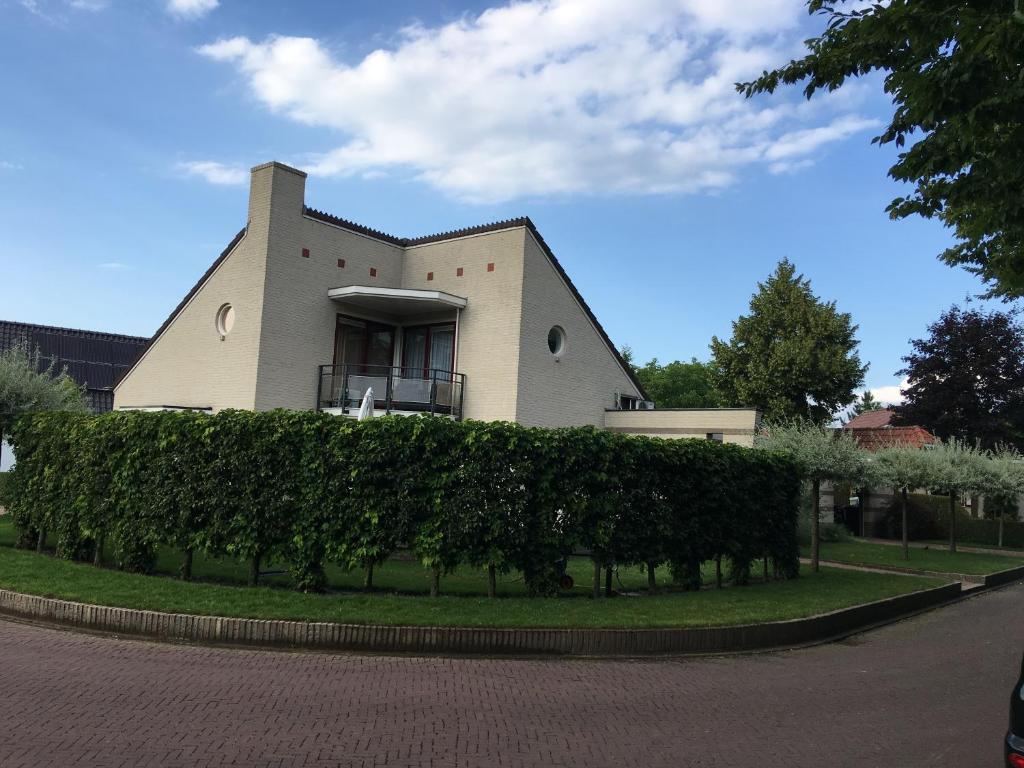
[0,582,965,657]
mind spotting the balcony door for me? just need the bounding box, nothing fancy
[402,324,455,378]
[334,316,395,372]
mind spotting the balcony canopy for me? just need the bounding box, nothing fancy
[327,285,468,315]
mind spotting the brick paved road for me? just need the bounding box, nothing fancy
[1,584,1021,768]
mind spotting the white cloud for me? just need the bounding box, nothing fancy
[868,379,908,406]
[68,0,109,10]
[167,0,217,20]
[97,261,131,270]
[0,161,23,171]
[177,160,247,186]
[196,0,877,203]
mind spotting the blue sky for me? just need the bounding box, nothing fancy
[0,0,1004,403]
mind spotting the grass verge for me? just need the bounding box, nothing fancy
[806,540,1024,576]
[0,532,946,630]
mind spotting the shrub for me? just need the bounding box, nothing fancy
[884,492,1024,548]
[5,410,803,594]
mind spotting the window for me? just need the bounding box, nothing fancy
[706,432,724,443]
[401,324,455,377]
[619,395,639,410]
[547,325,565,355]
[215,304,235,336]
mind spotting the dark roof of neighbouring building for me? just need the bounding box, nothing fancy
[848,425,937,452]
[0,320,148,393]
[125,211,649,400]
[845,409,895,429]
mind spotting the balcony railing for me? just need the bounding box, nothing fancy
[317,364,465,420]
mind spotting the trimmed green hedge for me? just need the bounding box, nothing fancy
[884,492,1024,548]
[5,411,802,595]
[0,472,9,507]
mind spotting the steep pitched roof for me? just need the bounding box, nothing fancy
[0,320,149,411]
[849,426,937,452]
[845,409,895,429]
[125,210,648,400]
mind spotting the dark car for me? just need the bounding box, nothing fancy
[1007,654,1024,766]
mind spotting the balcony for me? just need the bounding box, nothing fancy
[317,364,465,420]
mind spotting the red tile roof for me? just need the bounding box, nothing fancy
[848,426,937,452]
[845,409,894,429]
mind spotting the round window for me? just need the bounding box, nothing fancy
[216,304,235,336]
[547,325,565,355]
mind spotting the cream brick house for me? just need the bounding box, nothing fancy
[115,161,758,443]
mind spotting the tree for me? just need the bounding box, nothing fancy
[923,438,991,553]
[739,2,1024,298]
[896,306,1024,449]
[850,390,883,417]
[631,357,721,408]
[711,259,866,423]
[0,341,87,465]
[869,446,935,559]
[757,419,864,571]
[982,447,1024,548]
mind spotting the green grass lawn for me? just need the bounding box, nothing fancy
[0,519,947,629]
[805,540,1024,576]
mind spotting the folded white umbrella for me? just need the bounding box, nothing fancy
[357,387,374,421]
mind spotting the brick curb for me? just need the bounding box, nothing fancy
[0,581,967,657]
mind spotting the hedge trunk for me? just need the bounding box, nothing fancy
[900,487,909,560]
[763,557,769,583]
[248,552,261,587]
[36,528,46,554]
[715,555,722,588]
[180,548,193,581]
[948,492,957,554]
[604,564,613,597]
[646,561,657,594]
[364,562,374,590]
[810,478,821,572]
[430,565,440,597]
[487,563,497,598]
[94,533,105,566]
[999,515,1005,548]
[591,558,601,599]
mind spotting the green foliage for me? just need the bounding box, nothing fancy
[757,419,864,483]
[739,2,1024,298]
[922,438,993,495]
[896,306,1024,449]
[0,340,87,438]
[710,260,866,422]
[867,445,935,493]
[5,410,803,595]
[879,493,1023,545]
[630,357,721,408]
[845,391,885,423]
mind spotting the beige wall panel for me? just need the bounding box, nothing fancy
[113,229,266,411]
[514,233,640,427]
[402,229,526,422]
[253,170,405,410]
[603,409,761,447]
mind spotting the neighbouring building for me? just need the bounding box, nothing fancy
[825,408,939,536]
[0,320,149,471]
[114,161,759,445]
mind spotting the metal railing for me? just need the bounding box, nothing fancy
[316,364,465,420]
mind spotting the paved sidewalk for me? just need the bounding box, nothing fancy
[1,583,1021,768]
